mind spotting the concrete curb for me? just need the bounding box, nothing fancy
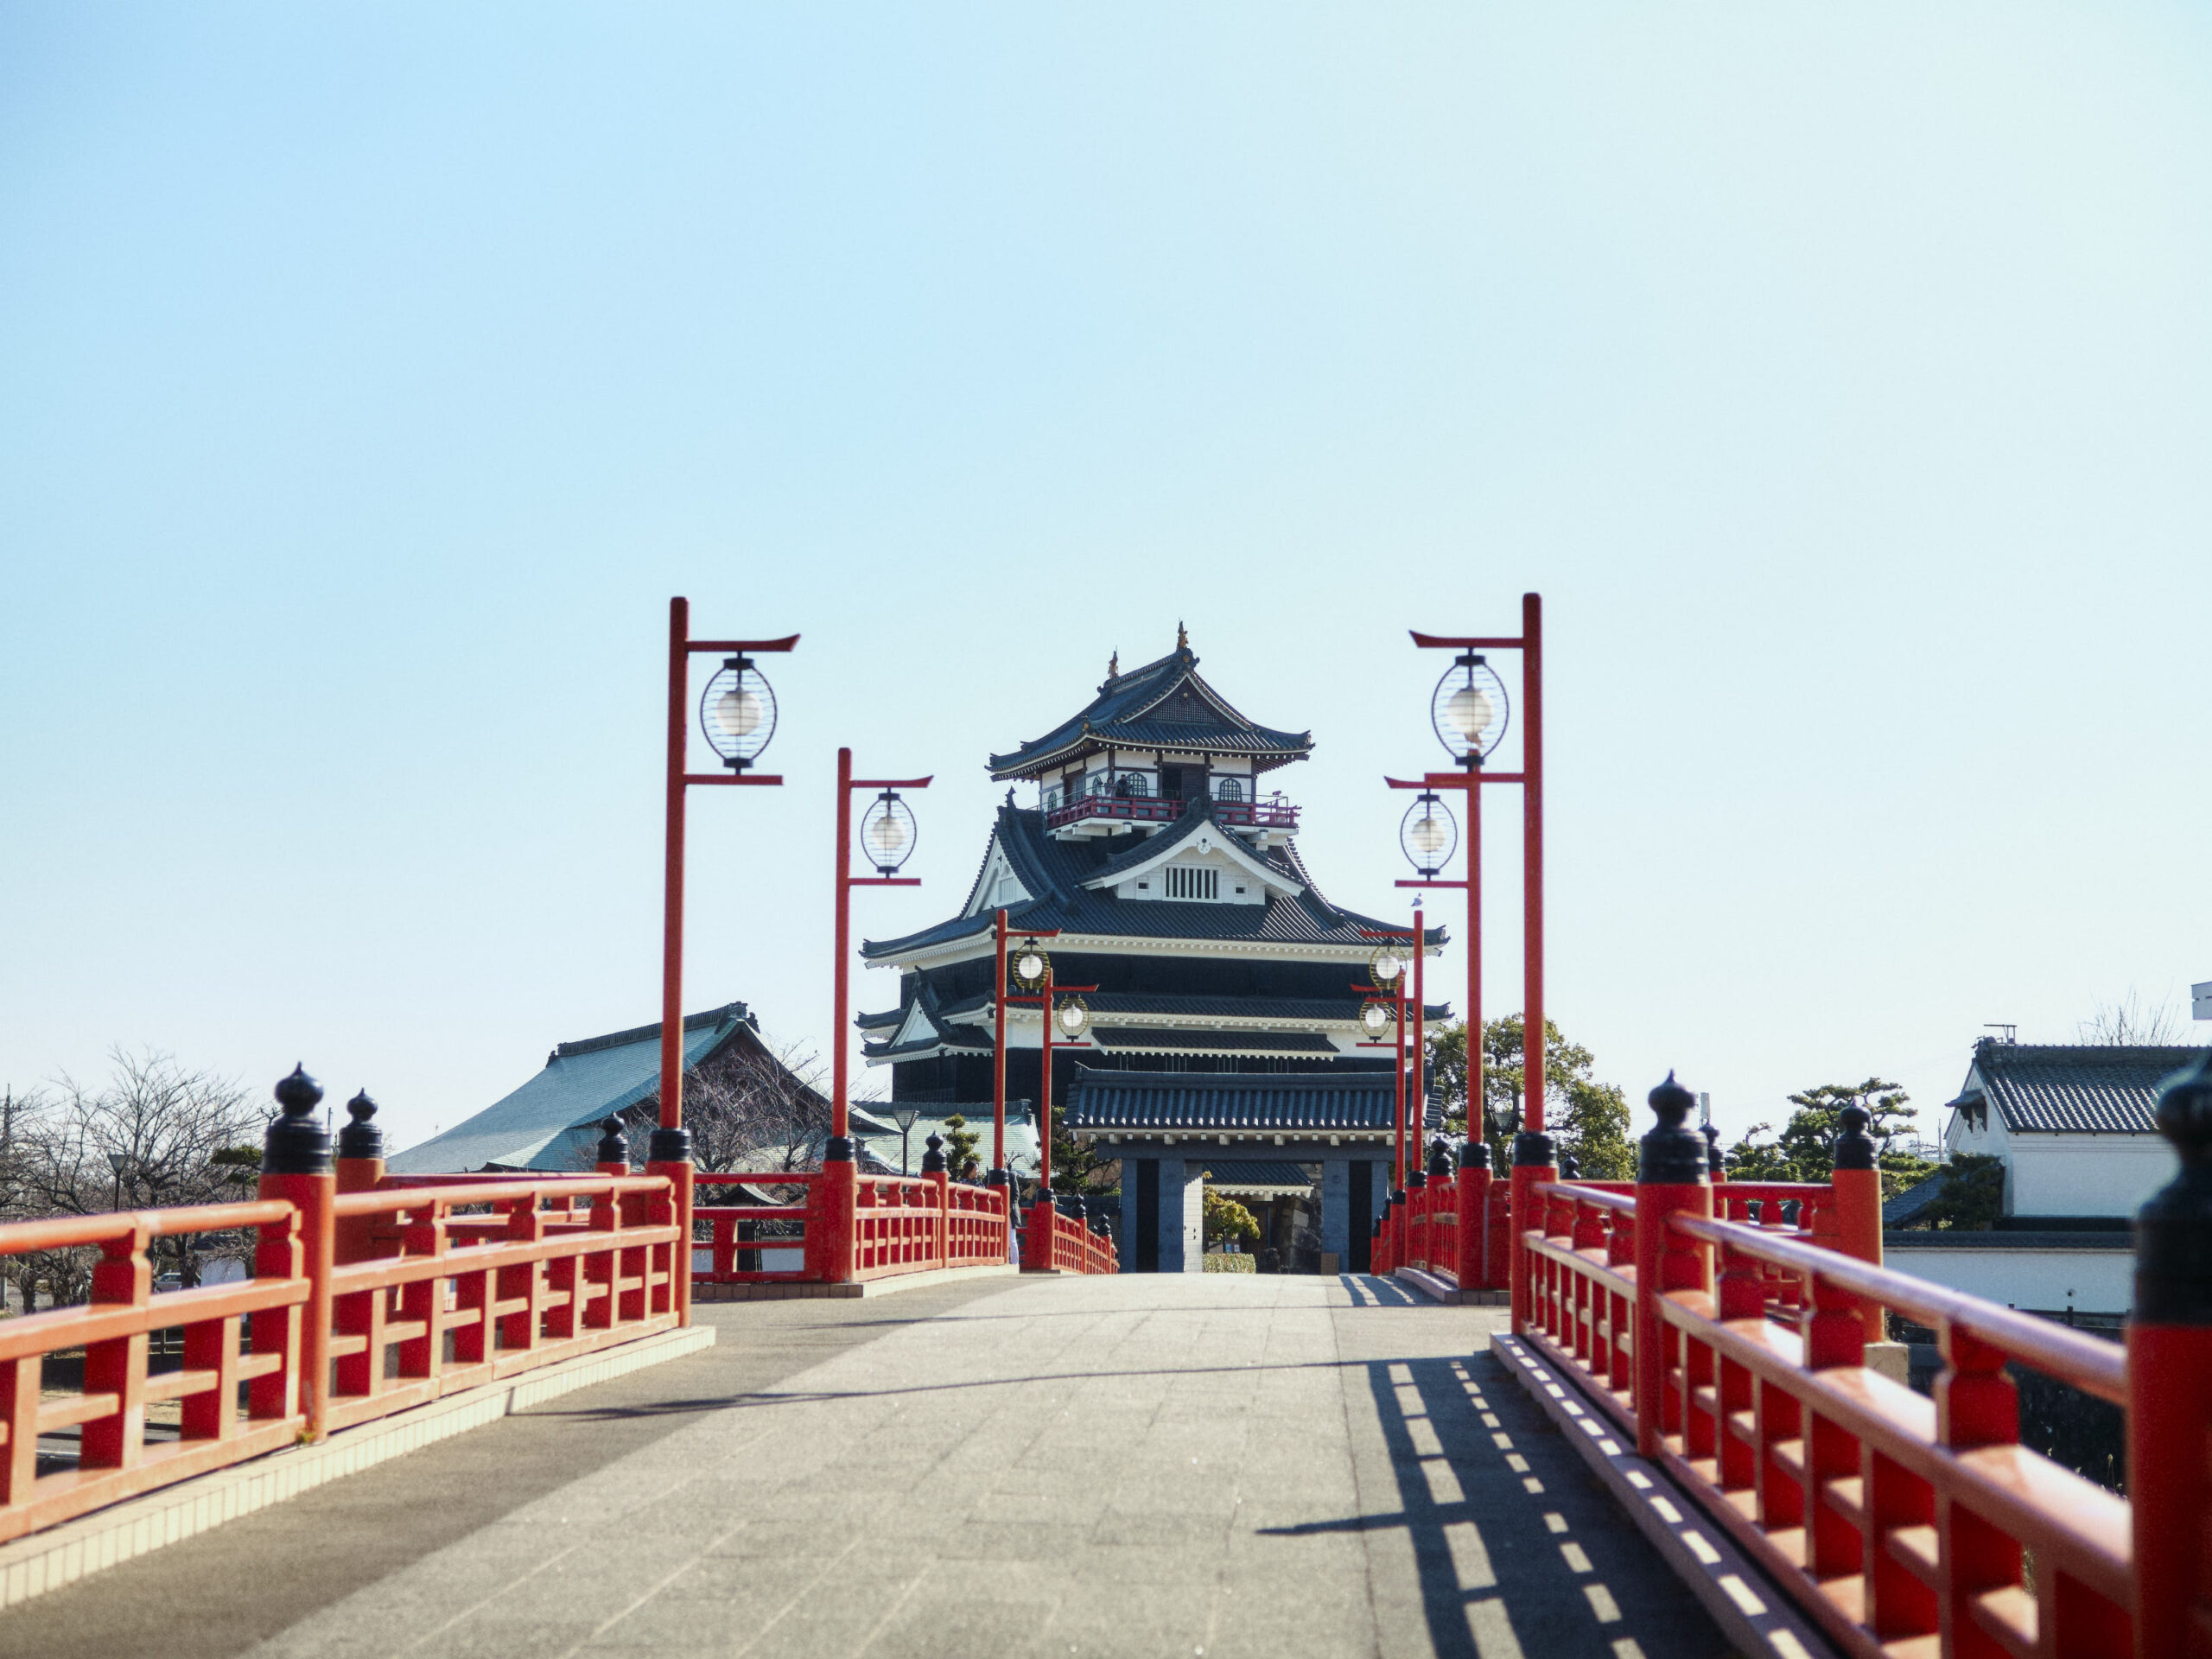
[1490,1332,1840,1659]
[694,1263,1020,1301]
[0,1324,716,1614]
[1392,1265,1510,1306]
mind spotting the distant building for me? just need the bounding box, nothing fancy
[858,632,1447,1273]
[1940,1039,2186,1217]
[1881,1038,2197,1317]
[388,1001,821,1174]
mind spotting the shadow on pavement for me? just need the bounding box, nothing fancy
[1266,1351,1734,1657]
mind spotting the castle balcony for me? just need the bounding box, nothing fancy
[1046,791,1299,836]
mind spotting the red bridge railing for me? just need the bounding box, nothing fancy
[0,1080,1116,1549]
[0,1200,308,1542]
[1503,1066,2212,1659]
[1024,1197,1119,1275]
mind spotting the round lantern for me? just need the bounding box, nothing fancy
[861,790,918,875]
[1431,652,1510,765]
[1399,791,1459,878]
[700,656,779,771]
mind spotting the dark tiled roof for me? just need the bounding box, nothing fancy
[1091,1027,1339,1054]
[1198,1160,1314,1186]
[1088,795,1249,881]
[988,645,1311,779]
[1065,1069,1399,1134]
[1883,1171,1948,1227]
[863,805,1444,961]
[859,982,994,1060]
[871,989,1448,1026]
[1884,1230,2133,1251]
[1973,1040,2203,1134]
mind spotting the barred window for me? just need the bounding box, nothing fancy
[1164,865,1218,901]
[1215,778,1244,801]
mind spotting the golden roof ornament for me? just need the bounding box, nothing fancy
[1177,620,1188,652]
[1107,651,1118,679]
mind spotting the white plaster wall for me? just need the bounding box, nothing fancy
[1883,1244,2133,1316]
[2005,1136,2176,1217]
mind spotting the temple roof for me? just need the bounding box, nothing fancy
[390,1001,760,1174]
[987,639,1312,780]
[860,801,1445,963]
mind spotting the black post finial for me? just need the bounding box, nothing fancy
[596,1116,629,1166]
[263,1065,332,1175]
[1638,1070,1708,1185]
[920,1132,947,1174]
[336,1090,384,1160]
[2136,1051,2212,1323]
[1427,1137,1453,1179]
[1833,1103,1878,1171]
[1558,1150,1580,1179]
[1701,1121,1723,1177]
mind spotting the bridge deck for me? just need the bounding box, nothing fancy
[8,1274,1730,1659]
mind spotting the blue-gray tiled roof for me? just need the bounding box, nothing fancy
[389,1002,754,1174]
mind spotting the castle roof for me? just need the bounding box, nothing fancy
[987,639,1312,780]
[859,800,1445,963]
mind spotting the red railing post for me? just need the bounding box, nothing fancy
[925,1135,952,1270]
[1456,1132,1489,1292]
[257,1066,334,1441]
[1631,1073,1712,1459]
[2128,1052,2212,1659]
[1509,1134,1556,1331]
[1828,1103,1887,1346]
[811,1156,857,1283]
[78,1218,154,1471]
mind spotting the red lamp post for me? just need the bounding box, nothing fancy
[658,597,796,1326]
[1386,591,1544,1321]
[990,910,1063,1195]
[1003,940,1096,1212]
[1351,941,1410,1273]
[817,748,931,1281]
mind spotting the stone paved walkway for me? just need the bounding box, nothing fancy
[3,1274,1733,1659]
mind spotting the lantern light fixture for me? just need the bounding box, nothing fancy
[700,655,779,771]
[861,789,918,876]
[1358,1000,1396,1039]
[1430,652,1510,765]
[1011,943,1051,992]
[1053,995,1091,1039]
[1399,791,1459,879]
[1368,944,1406,990]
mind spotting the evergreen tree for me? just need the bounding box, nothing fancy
[1426,1016,1633,1179]
[940,1114,982,1182]
[1722,1078,1935,1198]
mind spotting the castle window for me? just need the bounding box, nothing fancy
[1164,865,1218,901]
[1116,772,1149,798]
[1215,778,1244,801]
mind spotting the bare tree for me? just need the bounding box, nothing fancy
[598,1037,830,1178]
[2077,991,2184,1046]
[2,1048,265,1307]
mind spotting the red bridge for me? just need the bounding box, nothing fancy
[0,1063,2205,1659]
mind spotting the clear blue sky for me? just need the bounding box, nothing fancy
[4,6,2208,1158]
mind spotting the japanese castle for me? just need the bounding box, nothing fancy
[860,631,1445,1273]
